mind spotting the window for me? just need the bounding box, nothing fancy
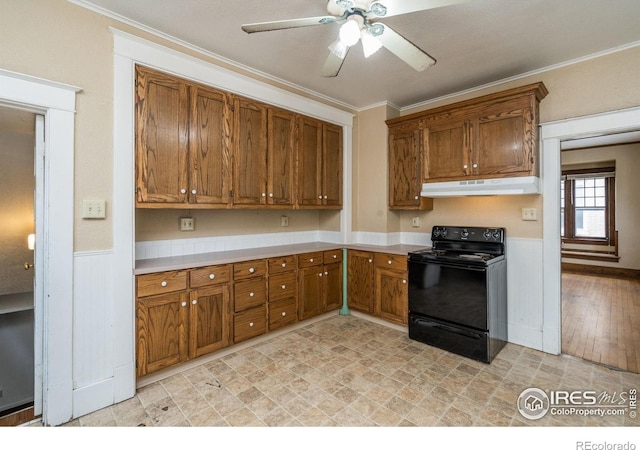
[561,167,615,245]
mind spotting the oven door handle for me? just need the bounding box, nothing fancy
[410,261,487,272]
[417,318,482,340]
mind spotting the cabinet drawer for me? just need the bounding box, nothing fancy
[190,264,231,288]
[268,255,297,274]
[323,249,342,264]
[234,259,267,280]
[234,306,266,343]
[268,272,297,301]
[234,279,267,312]
[269,298,297,331]
[298,252,323,268]
[137,271,187,297]
[374,253,407,272]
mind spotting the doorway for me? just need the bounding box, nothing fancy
[0,106,37,424]
[559,138,640,372]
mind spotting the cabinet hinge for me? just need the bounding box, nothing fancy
[135,359,138,369]
[229,190,234,197]
[230,105,235,112]
[134,79,138,87]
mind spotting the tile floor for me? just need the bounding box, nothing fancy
[63,314,640,427]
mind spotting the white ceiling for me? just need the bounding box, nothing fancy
[75,0,640,110]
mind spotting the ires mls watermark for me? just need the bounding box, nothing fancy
[517,387,637,420]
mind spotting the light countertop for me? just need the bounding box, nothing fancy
[135,242,428,275]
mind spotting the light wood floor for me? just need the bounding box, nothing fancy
[562,272,640,373]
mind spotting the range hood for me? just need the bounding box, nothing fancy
[421,176,541,197]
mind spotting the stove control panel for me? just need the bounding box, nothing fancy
[431,226,505,243]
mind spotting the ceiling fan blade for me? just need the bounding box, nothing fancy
[241,15,339,33]
[377,24,436,72]
[321,40,350,77]
[369,0,472,18]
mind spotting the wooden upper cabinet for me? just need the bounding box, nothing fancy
[267,107,296,206]
[135,65,343,210]
[135,66,190,204]
[388,119,432,210]
[423,117,469,181]
[323,122,343,208]
[387,82,547,186]
[297,115,343,209]
[189,85,231,205]
[232,96,268,206]
[472,97,535,177]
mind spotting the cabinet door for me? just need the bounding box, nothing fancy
[388,120,423,209]
[423,118,469,182]
[136,291,188,377]
[297,115,323,207]
[322,122,342,208]
[324,261,343,312]
[298,265,323,320]
[189,84,231,205]
[189,285,230,359]
[267,107,295,206]
[347,250,375,314]
[135,66,189,204]
[375,267,408,325]
[472,98,534,177]
[232,96,268,205]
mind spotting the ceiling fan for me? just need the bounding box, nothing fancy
[241,0,471,77]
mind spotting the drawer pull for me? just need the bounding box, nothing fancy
[181,301,187,307]
[262,192,266,197]
[282,263,286,267]
[249,292,254,297]
[281,285,286,289]
[368,259,372,263]
[281,312,286,317]
[333,254,337,259]
[388,260,392,265]
[309,258,314,263]
[249,322,254,327]
[161,281,167,287]
[319,273,323,277]
[414,196,419,200]
[180,188,186,194]
[325,271,328,275]
[209,274,215,280]
[191,189,197,195]
[403,279,407,284]
[249,267,255,274]
[192,300,197,305]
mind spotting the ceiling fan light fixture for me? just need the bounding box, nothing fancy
[338,17,361,46]
[361,29,382,58]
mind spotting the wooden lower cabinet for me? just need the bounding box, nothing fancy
[233,259,267,344]
[347,250,375,314]
[298,250,342,320]
[189,285,230,358]
[233,305,267,343]
[136,290,189,377]
[374,266,408,325]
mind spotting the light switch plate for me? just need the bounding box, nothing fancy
[82,200,106,219]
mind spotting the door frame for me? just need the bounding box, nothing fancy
[0,69,80,426]
[540,106,640,354]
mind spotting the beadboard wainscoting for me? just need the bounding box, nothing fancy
[505,238,545,351]
[72,250,116,418]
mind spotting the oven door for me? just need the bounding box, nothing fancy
[408,260,488,331]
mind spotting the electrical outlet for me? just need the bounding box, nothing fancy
[280,215,289,227]
[522,208,538,221]
[411,217,421,228]
[180,217,194,231]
